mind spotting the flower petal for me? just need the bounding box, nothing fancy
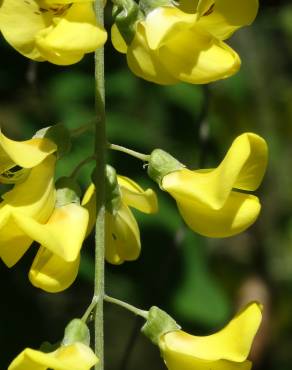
[229,133,268,191]
[0,156,56,267]
[105,203,140,264]
[46,0,93,3]
[163,353,251,370]
[161,302,262,362]
[197,0,259,40]
[12,203,88,262]
[0,0,49,60]
[35,3,107,65]
[0,213,33,268]
[117,175,158,214]
[111,24,128,54]
[179,0,200,14]
[8,343,98,370]
[52,343,98,369]
[162,133,267,211]
[196,0,215,15]
[176,191,261,238]
[82,183,96,237]
[127,22,179,85]
[159,25,240,84]
[144,7,196,50]
[0,131,57,174]
[29,247,80,293]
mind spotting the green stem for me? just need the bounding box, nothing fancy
[70,155,95,180]
[104,295,149,319]
[108,143,150,161]
[81,296,98,323]
[70,122,94,137]
[94,1,106,369]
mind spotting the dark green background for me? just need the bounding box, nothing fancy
[0,0,291,369]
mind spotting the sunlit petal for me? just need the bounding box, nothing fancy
[127,22,179,85]
[0,156,56,267]
[118,175,158,214]
[160,302,262,370]
[105,203,141,264]
[8,342,98,370]
[12,203,88,262]
[29,247,80,293]
[197,0,259,40]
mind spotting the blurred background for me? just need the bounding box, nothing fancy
[0,0,291,368]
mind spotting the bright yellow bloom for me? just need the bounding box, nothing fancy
[82,175,158,264]
[111,0,258,84]
[159,302,262,370]
[8,342,98,370]
[0,155,56,267]
[13,200,89,292]
[150,133,267,238]
[0,0,107,65]
[0,130,56,182]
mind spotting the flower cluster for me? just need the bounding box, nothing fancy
[0,0,258,83]
[111,0,259,84]
[1,0,267,369]
[0,131,91,292]
[0,0,107,64]
[82,167,158,264]
[0,132,159,291]
[8,319,98,370]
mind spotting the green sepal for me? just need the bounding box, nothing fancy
[61,319,90,347]
[139,0,174,15]
[34,124,71,158]
[141,306,181,345]
[147,149,185,186]
[55,177,81,208]
[105,165,122,214]
[113,0,143,44]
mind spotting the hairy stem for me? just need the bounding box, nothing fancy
[94,1,106,369]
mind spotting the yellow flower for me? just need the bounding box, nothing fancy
[13,197,89,292]
[0,130,56,183]
[0,0,107,65]
[82,174,158,264]
[148,133,268,238]
[159,302,262,370]
[8,342,98,370]
[111,0,258,84]
[0,155,56,267]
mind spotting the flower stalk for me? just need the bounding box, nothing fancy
[94,0,106,369]
[82,296,99,323]
[108,143,150,161]
[104,295,149,319]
